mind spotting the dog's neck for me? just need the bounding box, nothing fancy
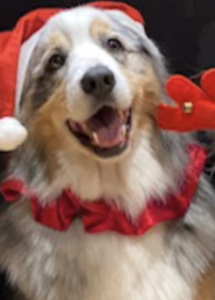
[10,129,187,219]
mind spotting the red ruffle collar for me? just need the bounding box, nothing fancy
[0,145,206,236]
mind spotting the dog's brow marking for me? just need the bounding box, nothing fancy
[45,31,72,50]
[90,18,111,40]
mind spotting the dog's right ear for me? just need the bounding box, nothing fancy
[142,38,169,87]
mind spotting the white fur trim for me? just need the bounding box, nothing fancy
[0,117,27,151]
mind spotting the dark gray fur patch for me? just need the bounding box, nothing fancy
[20,46,67,111]
[10,143,45,186]
[31,74,56,110]
[20,72,57,111]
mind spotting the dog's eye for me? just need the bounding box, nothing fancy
[107,38,124,52]
[46,53,66,72]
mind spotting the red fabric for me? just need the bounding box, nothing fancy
[0,2,143,119]
[0,145,206,236]
[87,2,144,24]
[158,69,215,132]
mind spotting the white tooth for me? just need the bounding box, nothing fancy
[121,125,127,138]
[92,132,100,145]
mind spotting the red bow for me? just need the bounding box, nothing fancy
[158,69,215,132]
[0,145,206,236]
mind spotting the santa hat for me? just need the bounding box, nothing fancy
[0,2,144,151]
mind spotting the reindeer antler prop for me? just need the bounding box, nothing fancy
[158,69,215,132]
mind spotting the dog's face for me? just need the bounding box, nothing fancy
[19,7,165,162]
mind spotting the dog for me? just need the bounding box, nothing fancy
[0,4,215,300]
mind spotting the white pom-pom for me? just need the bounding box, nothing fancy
[0,117,28,151]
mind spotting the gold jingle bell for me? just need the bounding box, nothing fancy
[183,102,193,114]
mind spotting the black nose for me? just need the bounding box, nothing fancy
[81,65,115,98]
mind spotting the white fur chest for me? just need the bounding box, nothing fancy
[6,216,193,300]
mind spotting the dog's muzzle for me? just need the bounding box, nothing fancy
[67,65,132,158]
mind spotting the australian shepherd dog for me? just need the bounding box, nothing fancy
[0,4,215,300]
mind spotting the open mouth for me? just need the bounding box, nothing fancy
[67,106,132,158]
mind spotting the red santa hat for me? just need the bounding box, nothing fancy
[0,2,144,151]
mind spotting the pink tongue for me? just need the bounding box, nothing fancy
[95,120,123,148]
[86,107,124,148]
